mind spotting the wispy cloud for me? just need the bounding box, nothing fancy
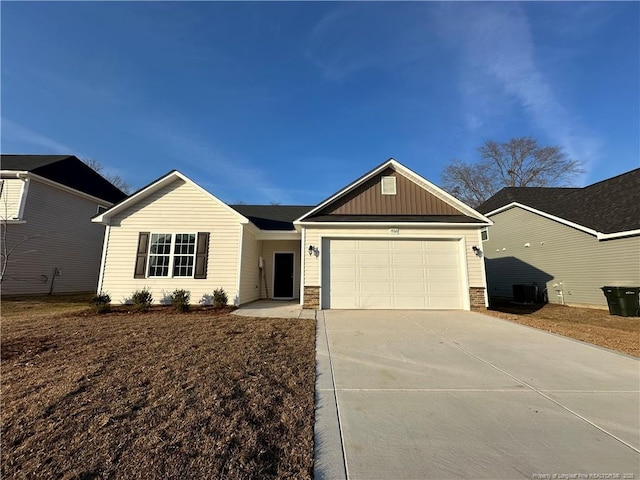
[304,4,432,81]
[143,122,292,204]
[1,117,76,154]
[434,3,600,182]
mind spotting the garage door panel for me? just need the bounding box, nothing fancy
[360,266,391,277]
[394,281,427,293]
[360,281,392,294]
[331,267,357,280]
[391,252,425,264]
[323,238,464,310]
[394,296,428,309]
[426,241,459,253]
[428,281,460,294]
[360,295,392,308]
[429,295,462,309]
[394,241,424,251]
[332,252,358,263]
[358,240,390,250]
[359,253,391,264]
[393,267,426,280]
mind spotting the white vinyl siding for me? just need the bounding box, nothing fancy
[100,178,241,305]
[238,226,262,305]
[303,226,484,290]
[322,238,463,309]
[1,179,107,294]
[484,207,640,307]
[0,179,25,220]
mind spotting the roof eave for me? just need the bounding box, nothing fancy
[485,202,638,240]
[294,158,491,223]
[295,221,491,227]
[92,170,249,224]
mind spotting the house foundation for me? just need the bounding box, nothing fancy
[303,286,320,309]
[469,287,486,308]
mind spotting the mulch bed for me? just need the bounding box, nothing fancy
[476,302,639,357]
[2,309,316,479]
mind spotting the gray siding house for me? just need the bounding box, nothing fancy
[0,155,127,295]
[477,168,640,308]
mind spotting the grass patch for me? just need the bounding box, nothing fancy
[2,306,315,479]
[1,292,95,319]
[477,302,639,357]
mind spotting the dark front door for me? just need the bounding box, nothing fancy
[273,253,294,298]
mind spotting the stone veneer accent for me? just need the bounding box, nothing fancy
[303,286,320,309]
[469,287,486,307]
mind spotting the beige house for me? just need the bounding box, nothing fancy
[93,159,492,309]
[477,168,640,308]
[0,155,127,294]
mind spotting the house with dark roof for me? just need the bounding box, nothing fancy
[476,168,640,308]
[1,154,127,294]
[93,159,492,309]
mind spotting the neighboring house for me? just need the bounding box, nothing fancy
[477,168,640,308]
[93,159,491,309]
[0,155,127,295]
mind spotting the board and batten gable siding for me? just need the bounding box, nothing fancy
[319,168,462,216]
[302,226,484,289]
[484,206,640,307]
[100,178,242,305]
[0,178,26,220]
[2,178,107,294]
[238,225,262,304]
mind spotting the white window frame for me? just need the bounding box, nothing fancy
[147,232,197,278]
[480,227,489,242]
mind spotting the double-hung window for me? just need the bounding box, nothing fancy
[147,233,196,277]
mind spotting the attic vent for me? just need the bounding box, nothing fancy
[381,176,397,195]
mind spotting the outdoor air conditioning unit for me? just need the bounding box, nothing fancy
[513,284,538,304]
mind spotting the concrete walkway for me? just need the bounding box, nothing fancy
[315,310,640,480]
[233,299,316,319]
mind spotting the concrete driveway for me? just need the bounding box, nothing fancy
[314,310,640,480]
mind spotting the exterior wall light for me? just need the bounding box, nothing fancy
[471,245,483,257]
[308,245,319,257]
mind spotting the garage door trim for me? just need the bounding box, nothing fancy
[319,234,470,310]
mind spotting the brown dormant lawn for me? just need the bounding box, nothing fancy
[477,302,639,357]
[1,302,315,479]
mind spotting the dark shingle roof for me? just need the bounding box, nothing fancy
[229,205,313,230]
[477,168,640,234]
[1,154,127,204]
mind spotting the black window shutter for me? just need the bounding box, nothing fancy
[134,232,150,278]
[194,232,210,279]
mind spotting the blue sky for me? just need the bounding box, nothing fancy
[2,1,638,205]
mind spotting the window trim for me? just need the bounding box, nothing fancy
[146,232,197,278]
[381,176,397,195]
[480,227,489,242]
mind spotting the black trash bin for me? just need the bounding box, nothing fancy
[601,286,640,317]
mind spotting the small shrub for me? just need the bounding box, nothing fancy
[170,289,190,313]
[131,288,153,312]
[213,288,228,307]
[91,292,111,314]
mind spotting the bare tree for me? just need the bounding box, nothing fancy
[0,185,55,284]
[82,158,131,194]
[441,137,583,207]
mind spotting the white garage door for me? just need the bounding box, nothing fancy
[322,238,464,309]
